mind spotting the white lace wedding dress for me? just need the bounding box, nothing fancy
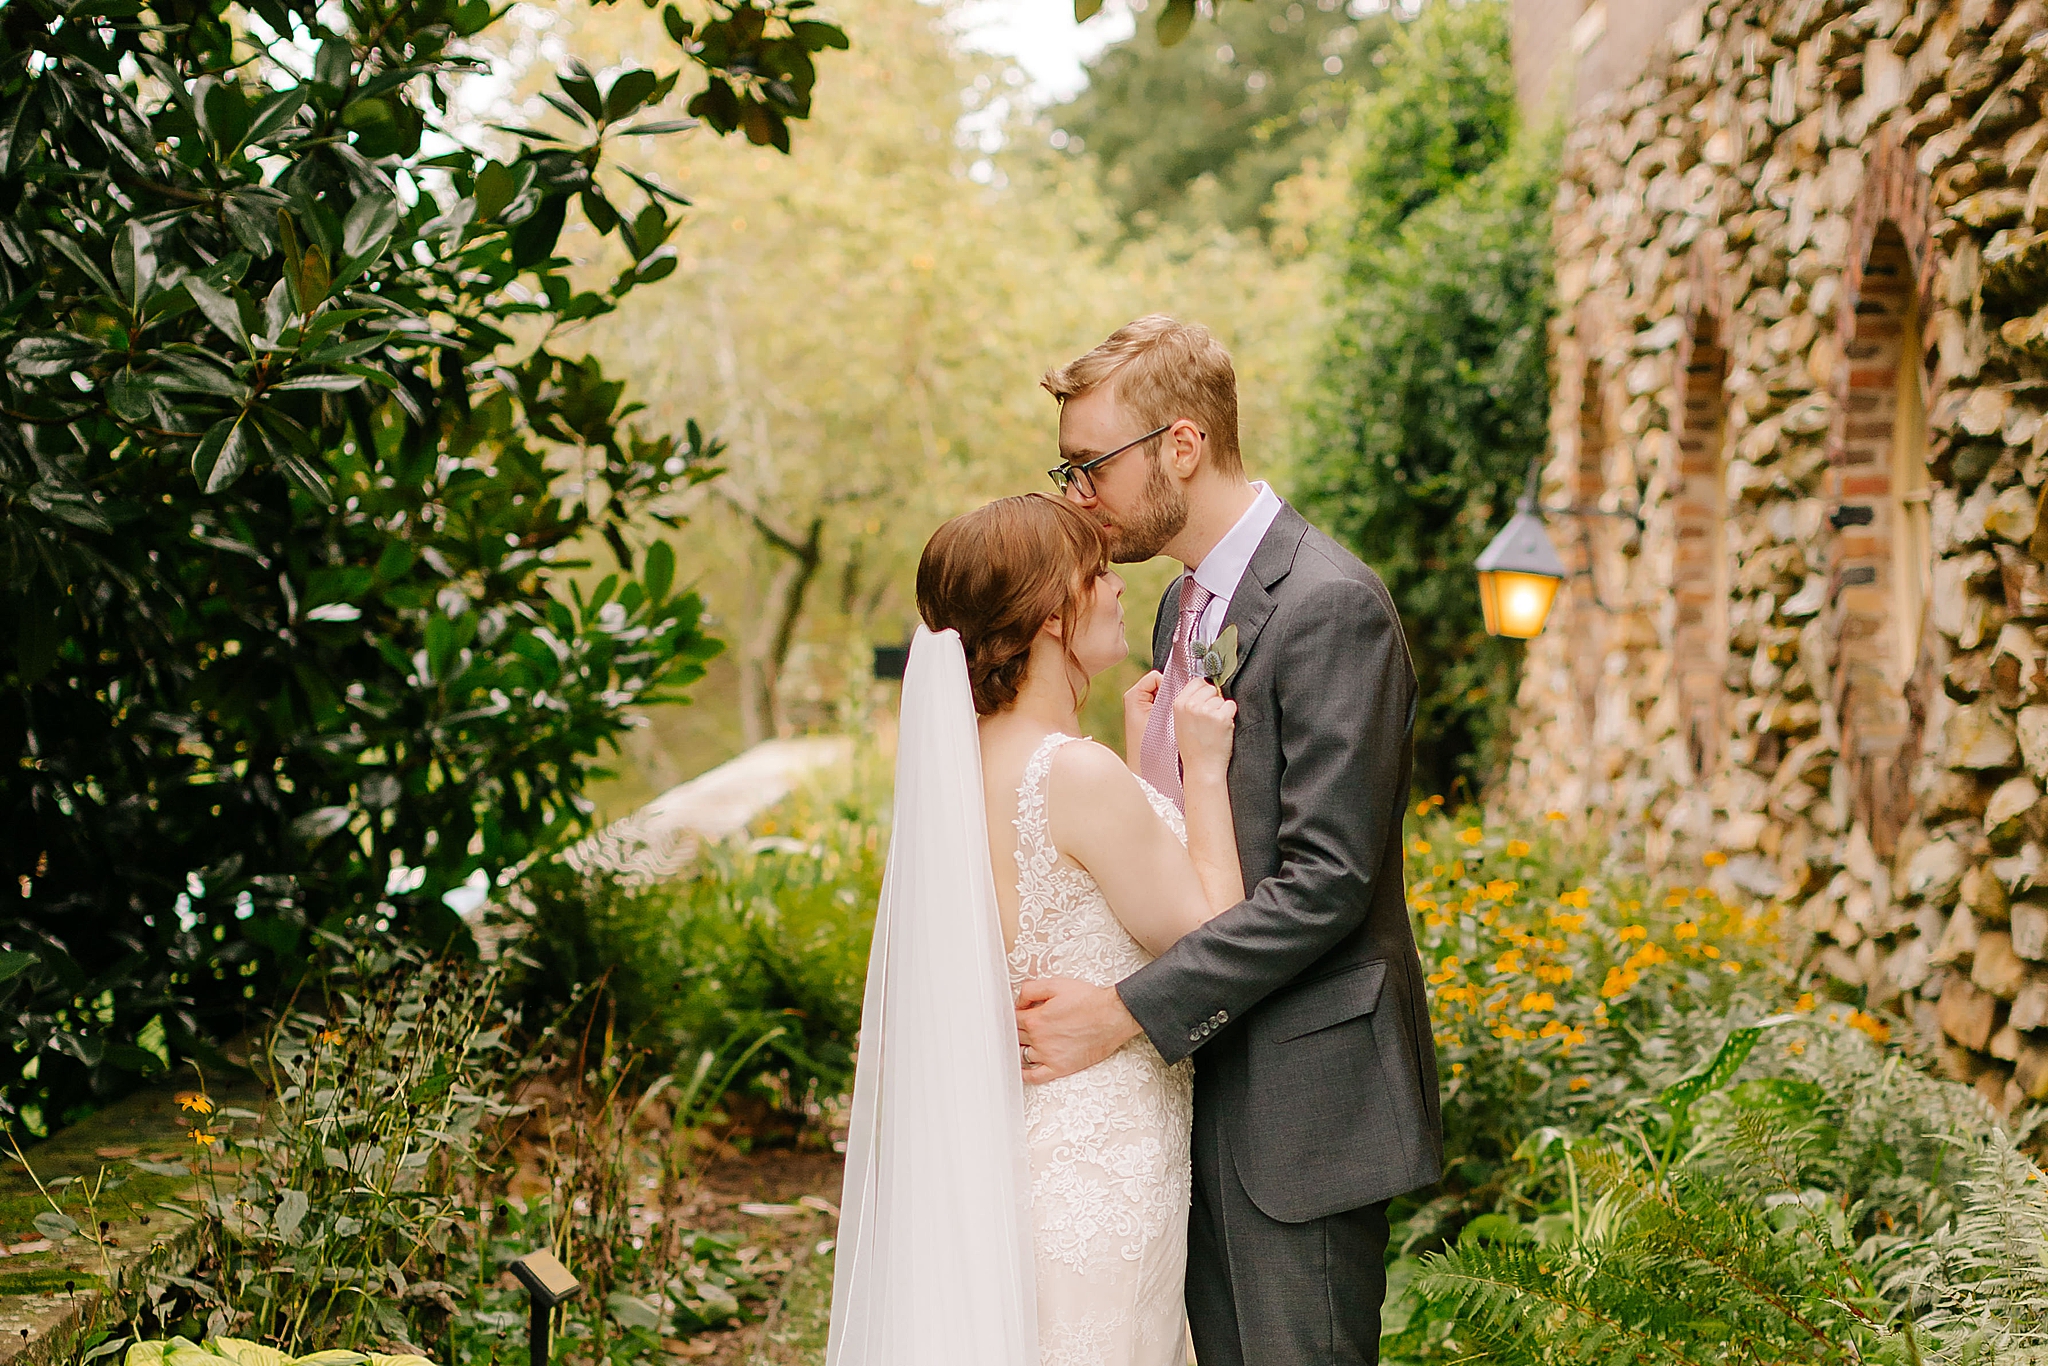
[1007,732,1194,1366]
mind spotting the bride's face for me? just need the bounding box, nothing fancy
[1068,568,1128,677]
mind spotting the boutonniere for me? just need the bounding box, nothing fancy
[1193,624,1240,689]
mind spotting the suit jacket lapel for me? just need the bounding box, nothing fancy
[1152,575,1182,673]
[1218,502,1308,695]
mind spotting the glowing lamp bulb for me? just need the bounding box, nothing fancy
[1474,510,1568,640]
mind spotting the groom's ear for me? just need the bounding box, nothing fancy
[1165,419,1205,479]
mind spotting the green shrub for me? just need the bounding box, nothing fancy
[0,0,847,1138]
[1297,0,1555,800]
[505,749,886,1135]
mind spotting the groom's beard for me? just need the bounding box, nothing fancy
[1105,452,1188,563]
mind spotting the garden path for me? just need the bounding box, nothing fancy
[0,1061,265,1364]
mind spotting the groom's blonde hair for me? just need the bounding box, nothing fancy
[1041,316,1242,477]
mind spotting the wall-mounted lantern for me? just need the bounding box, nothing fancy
[1475,452,1641,639]
[1475,506,1568,640]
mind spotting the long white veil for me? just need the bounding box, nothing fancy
[825,625,1038,1366]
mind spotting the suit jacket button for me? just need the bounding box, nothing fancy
[1218,1011,1229,1023]
[1188,1030,1201,1042]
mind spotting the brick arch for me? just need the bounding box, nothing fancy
[1671,237,1736,782]
[1566,351,1612,749]
[1826,131,1939,860]
[1673,313,1731,781]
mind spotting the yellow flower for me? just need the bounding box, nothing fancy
[1701,944,1720,959]
[1450,1062,1465,1075]
[1722,961,1744,973]
[318,1029,343,1045]
[1545,810,1566,822]
[176,1092,213,1115]
[1410,838,1432,856]
[1414,800,1433,818]
[1484,879,1519,901]
[1625,943,1669,969]
[1536,963,1575,984]
[1559,887,1591,910]
[1600,966,1639,999]
[1702,850,1727,867]
[1665,890,1690,908]
[1785,1039,1806,1055]
[1519,992,1556,1013]
[1847,1011,1892,1044]
[1548,912,1588,933]
[1674,922,1699,940]
[1568,1076,1591,1092]
[1493,950,1524,975]
[1457,827,1484,846]
[1617,925,1648,942]
[191,1129,217,1146]
[1795,993,1816,1013]
[1505,840,1531,858]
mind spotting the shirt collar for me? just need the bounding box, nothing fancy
[1189,482,1283,603]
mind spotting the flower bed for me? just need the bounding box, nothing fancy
[1389,807,2048,1363]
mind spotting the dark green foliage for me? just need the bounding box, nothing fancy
[0,0,846,1135]
[1415,1158,1887,1364]
[1058,0,1392,236]
[1297,0,1554,800]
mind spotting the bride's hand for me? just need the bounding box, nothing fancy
[1123,670,1163,770]
[1174,678,1235,784]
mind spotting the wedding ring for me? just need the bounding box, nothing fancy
[1021,1045,1036,1065]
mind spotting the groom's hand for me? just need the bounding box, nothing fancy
[1015,977,1143,1084]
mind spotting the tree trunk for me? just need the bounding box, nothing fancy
[731,500,824,746]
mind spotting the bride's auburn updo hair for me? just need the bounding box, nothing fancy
[917,494,1108,716]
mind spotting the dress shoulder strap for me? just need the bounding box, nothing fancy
[1013,731,1083,883]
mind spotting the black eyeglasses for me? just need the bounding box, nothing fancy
[1047,424,1171,499]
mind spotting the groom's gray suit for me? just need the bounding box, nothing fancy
[1118,500,1441,1366]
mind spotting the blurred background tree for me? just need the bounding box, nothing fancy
[1294,0,1555,803]
[555,0,1331,813]
[1055,0,1393,238]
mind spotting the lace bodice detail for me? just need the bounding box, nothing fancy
[1009,733,1187,989]
[1007,732,1192,1366]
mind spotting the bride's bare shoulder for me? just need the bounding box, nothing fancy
[1044,737,1148,814]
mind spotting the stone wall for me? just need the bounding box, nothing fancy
[1508,0,2048,1110]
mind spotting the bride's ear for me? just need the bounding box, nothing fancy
[1040,612,1066,642]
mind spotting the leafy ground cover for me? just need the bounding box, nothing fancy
[7,754,877,1364]
[1387,807,2048,1364]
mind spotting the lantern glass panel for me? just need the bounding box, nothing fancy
[1477,569,1561,639]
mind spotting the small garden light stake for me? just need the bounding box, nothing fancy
[509,1249,583,1366]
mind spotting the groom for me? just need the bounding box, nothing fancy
[1015,316,1442,1365]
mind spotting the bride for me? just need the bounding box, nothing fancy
[826,493,1243,1366]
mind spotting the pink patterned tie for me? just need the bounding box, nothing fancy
[1139,575,1215,811]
